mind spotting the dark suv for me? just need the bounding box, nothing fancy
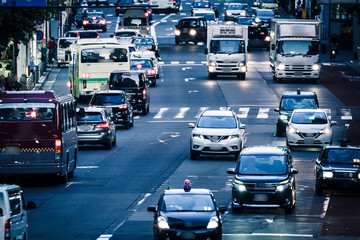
[227,146,298,214]
[248,25,270,50]
[88,90,134,129]
[274,89,319,137]
[108,71,150,115]
[175,16,207,45]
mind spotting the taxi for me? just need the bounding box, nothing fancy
[148,180,226,240]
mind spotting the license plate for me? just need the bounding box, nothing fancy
[183,28,188,33]
[182,232,195,239]
[222,67,232,71]
[253,194,268,202]
[294,71,302,76]
[79,125,92,131]
[209,144,222,150]
[304,138,314,144]
[4,146,20,155]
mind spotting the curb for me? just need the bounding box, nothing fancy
[33,66,53,91]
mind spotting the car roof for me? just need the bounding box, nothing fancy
[180,16,207,21]
[240,146,289,155]
[110,70,145,74]
[131,52,156,58]
[256,9,274,12]
[292,109,327,113]
[322,146,360,151]
[164,188,212,195]
[228,3,248,5]
[93,90,125,94]
[202,110,234,117]
[282,91,316,97]
[0,184,22,192]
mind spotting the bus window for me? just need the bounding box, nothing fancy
[81,48,128,63]
[0,103,56,121]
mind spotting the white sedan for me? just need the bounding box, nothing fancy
[286,109,336,148]
[130,51,160,79]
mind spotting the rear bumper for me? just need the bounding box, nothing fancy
[0,163,65,175]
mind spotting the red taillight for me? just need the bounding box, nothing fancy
[118,104,128,110]
[96,122,109,128]
[83,20,89,25]
[55,139,62,154]
[142,89,147,100]
[5,219,10,240]
[260,32,265,35]
[92,16,97,20]
[146,26,150,33]
[99,19,106,25]
[173,0,176,4]
[145,12,149,17]
[82,73,90,79]
[136,64,143,69]
[146,69,156,75]
[205,4,209,7]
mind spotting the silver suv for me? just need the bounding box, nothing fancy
[188,109,246,160]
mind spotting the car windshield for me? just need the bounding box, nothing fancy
[77,112,103,122]
[263,0,276,3]
[280,97,316,111]
[0,103,56,121]
[278,41,319,56]
[130,59,153,69]
[161,194,215,212]
[133,38,154,45]
[79,32,98,38]
[257,10,274,17]
[81,48,128,63]
[110,72,145,88]
[210,40,245,54]
[91,94,125,106]
[193,2,209,8]
[291,112,328,124]
[197,116,237,128]
[178,20,199,28]
[320,149,360,165]
[238,155,287,175]
[228,4,247,10]
[115,32,137,37]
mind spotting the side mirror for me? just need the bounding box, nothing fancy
[274,108,279,112]
[275,14,280,18]
[26,201,36,210]
[188,123,195,128]
[204,48,208,54]
[239,124,246,129]
[291,168,298,175]
[158,57,162,61]
[175,24,178,28]
[227,168,236,174]
[218,206,227,213]
[147,206,156,212]
[315,159,321,165]
[110,34,113,38]
[76,108,85,118]
[330,121,337,126]
[271,44,275,50]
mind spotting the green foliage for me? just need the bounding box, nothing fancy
[0,8,54,47]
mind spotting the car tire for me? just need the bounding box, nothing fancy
[146,105,150,113]
[175,40,179,45]
[58,63,61,68]
[57,165,68,184]
[104,138,112,149]
[234,152,240,161]
[112,135,116,146]
[151,79,156,87]
[241,73,246,80]
[190,150,199,160]
[103,27,107,32]
[209,73,216,80]
[315,182,324,196]
[142,106,147,116]
[284,205,292,214]
[276,126,285,137]
[193,40,198,45]
[130,114,134,127]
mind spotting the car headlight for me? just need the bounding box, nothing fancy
[288,126,299,134]
[279,115,288,121]
[312,64,320,71]
[226,11,232,16]
[207,216,219,229]
[277,63,285,70]
[229,134,240,139]
[193,134,204,139]
[189,29,197,36]
[276,180,290,191]
[255,17,261,23]
[157,216,170,229]
[358,173,360,179]
[265,36,270,41]
[174,29,181,36]
[240,11,246,16]
[323,171,333,179]
[319,127,331,135]
[209,61,216,67]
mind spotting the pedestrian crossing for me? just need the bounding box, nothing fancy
[143,107,352,122]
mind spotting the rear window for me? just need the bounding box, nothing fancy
[79,32,98,38]
[110,72,145,88]
[280,97,316,111]
[0,103,56,121]
[91,94,125,106]
[59,39,76,49]
[115,32,137,37]
[8,190,22,216]
[77,112,103,122]
[130,59,153,69]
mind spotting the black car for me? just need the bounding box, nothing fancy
[147,180,226,240]
[315,146,360,195]
[227,146,298,214]
[254,9,275,26]
[274,89,319,136]
[88,90,134,129]
[77,108,116,149]
[130,58,157,87]
[108,70,150,115]
[248,26,270,50]
[83,11,107,32]
[175,16,207,45]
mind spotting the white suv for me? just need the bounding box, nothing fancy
[188,110,246,160]
[0,184,36,240]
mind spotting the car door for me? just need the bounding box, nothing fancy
[8,190,26,239]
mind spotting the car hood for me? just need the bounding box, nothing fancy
[289,123,329,133]
[322,164,360,172]
[227,10,246,14]
[235,174,288,182]
[161,211,216,229]
[192,128,240,135]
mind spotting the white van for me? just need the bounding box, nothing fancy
[0,185,36,240]
[57,37,77,68]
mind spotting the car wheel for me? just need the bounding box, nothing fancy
[209,73,216,80]
[276,126,285,137]
[193,40,198,45]
[175,40,179,45]
[57,165,68,184]
[130,114,134,127]
[104,138,112,149]
[58,63,61,68]
[190,150,199,160]
[142,106,147,116]
[103,27,107,32]
[315,182,324,196]
[241,73,246,80]
[112,135,116,146]
[146,105,150,113]
[284,204,292,214]
[234,152,240,161]
[151,79,156,87]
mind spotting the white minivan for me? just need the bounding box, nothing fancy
[0,185,36,240]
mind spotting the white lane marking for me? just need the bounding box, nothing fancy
[186,61,195,64]
[159,61,165,65]
[341,109,352,120]
[257,108,270,118]
[97,234,113,240]
[185,2,191,4]
[134,116,140,119]
[161,20,167,23]
[180,13,187,15]
[160,13,165,15]
[171,61,180,64]
[238,107,250,118]
[154,108,169,119]
[195,107,209,118]
[322,63,331,66]
[224,233,313,237]
[175,107,190,118]
[77,166,99,169]
[137,193,151,206]
[148,120,194,123]
[201,61,207,64]
[185,78,195,82]
[182,67,192,70]
[107,21,112,24]
[172,20,178,22]
[320,196,330,218]
[188,90,199,93]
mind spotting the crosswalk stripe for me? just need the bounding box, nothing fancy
[238,108,250,118]
[195,107,209,118]
[324,109,331,120]
[257,108,270,119]
[154,108,169,119]
[174,107,190,119]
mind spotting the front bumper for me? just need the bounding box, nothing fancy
[274,70,320,79]
[158,227,220,240]
[191,138,241,155]
[286,131,332,147]
[317,176,360,190]
[207,64,247,74]
[176,34,204,43]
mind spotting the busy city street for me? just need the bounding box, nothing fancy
[0,0,359,239]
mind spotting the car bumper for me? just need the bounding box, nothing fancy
[287,131,332,147]
[317,178,360,190]
[0,163,65,175]
[158,227,220,240]
[83,24,106,30]
[77,132,111,145]
[191,138,241,155]
[275,70,320,79]
[208,65,247,74]
[176,35,204,43]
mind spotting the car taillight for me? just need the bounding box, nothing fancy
[5,219,10,240]
[83,20,90,25]
[96,122,109,128]
[99,19,106,25]
[146,26,150,33]
[55,139,62,154]
[118,104,128,110]
[92,16,97,20]
[145,12,149,17]
[260,32,265,35]
[205,4,209,7]
[142,89,147,100]
[82,73,90,79]
[146,69,156,75]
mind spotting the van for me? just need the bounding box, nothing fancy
[174,16,207,45]
[0,184,36,240]
[57,37,77,68]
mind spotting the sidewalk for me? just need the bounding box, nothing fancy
[33,66,53,91]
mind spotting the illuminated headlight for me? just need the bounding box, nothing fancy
[323,171,333,179]
[255,17,261,23]
[288,126,299,134]
[229,134,240,139]
[276,185,285,191]
[157,216,170,229]
[189,29,197,36]
[358,173,360,179]
[238,62,244,67]
[207,216,219,229]
[241,66,247,72]
[319,127,331,135]
[265,36,270,41]
[193,134,204,139]
[312,64,320,71]
[209,66,215,72]
[174,29,181,36]
[277,63,285,70]
[279,115,288,121]
[276,180,290,191]
[240,11,246,16]
[226,11,232,16]
[209,61,216,67]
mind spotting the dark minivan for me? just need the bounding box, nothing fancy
[175,16,207,45]
[108,71,150,115]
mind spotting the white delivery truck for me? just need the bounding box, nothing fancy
[204,23,248,80]
[270,19,321,83]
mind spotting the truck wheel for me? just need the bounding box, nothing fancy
[190,150,199,160]
[175,40,179,45]
[209,73,216,79]
[241,73,246,80]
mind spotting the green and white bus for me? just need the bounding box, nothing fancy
[68,38,132,99]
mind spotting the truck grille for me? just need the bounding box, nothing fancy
[285,65,312,71]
